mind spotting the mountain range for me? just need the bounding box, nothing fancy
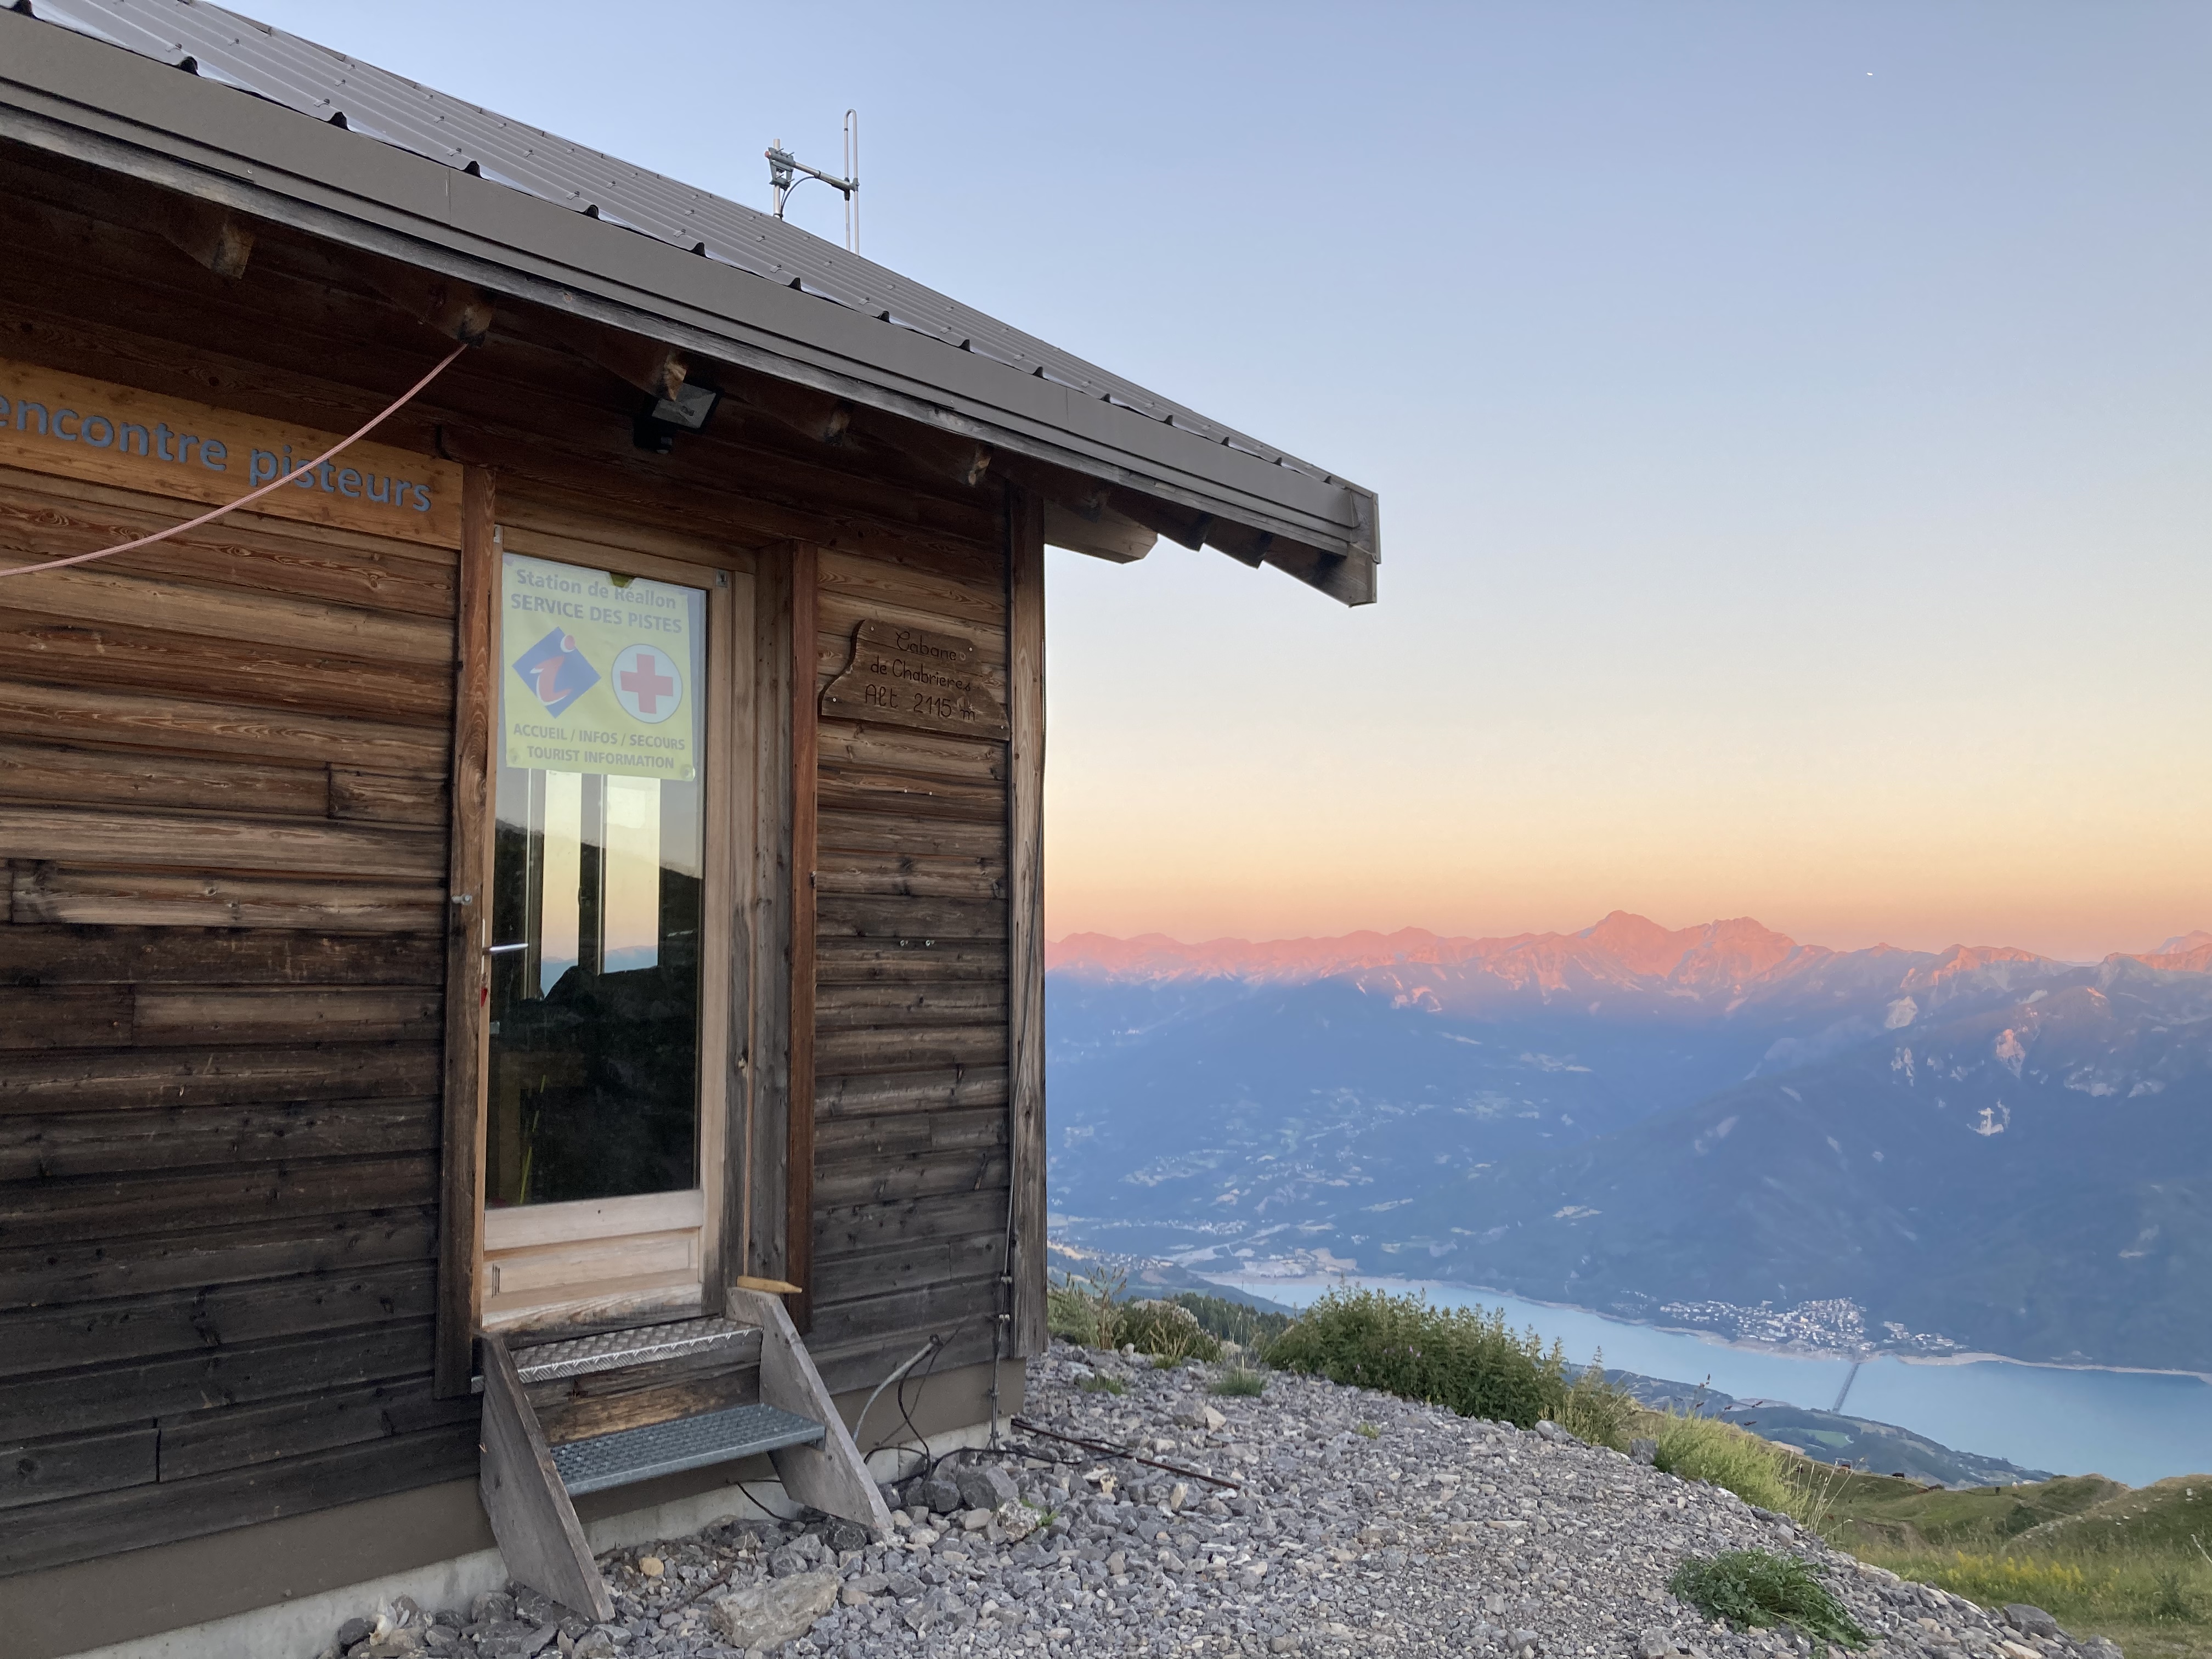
[1044,915,2212,1373]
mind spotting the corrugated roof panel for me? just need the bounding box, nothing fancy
[17,0,1345,487]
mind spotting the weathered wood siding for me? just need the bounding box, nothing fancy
[0,137,1026,1574]
[806,540,1017,1398]
[0,469,473,1575]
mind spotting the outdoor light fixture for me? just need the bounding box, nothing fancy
[633,380,720,454]
[652,381,719,431]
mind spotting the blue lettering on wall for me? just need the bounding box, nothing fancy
[5,383,435,517]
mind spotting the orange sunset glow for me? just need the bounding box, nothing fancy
[1041,539,2210,964]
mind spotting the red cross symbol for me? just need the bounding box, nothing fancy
[620,651,675,715]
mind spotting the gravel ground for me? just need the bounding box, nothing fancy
[318,1340,2124,1659]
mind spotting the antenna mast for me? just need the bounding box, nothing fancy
[845,109,859,255]
[766,110,860,255]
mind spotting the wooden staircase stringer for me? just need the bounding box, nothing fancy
[475,1295,891,1620]
[477,1331,617,1622]
[728,1286,896,1536]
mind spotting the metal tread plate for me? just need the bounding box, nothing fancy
[551,1402,825,1497]
[507,1316,758,1385]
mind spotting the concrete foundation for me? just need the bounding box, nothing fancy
[3,1356,1017,1659]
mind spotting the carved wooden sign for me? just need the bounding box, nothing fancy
[820,619,1009,741]
[0,357,462,546]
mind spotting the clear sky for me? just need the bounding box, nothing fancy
[244,2,2211,961]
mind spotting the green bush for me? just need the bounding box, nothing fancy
[2149,1568,2197,1623]
[1652,1412,1798,1513]
[1170,1292,1297,1352]
[1261,1287,1632,1439]
[1047,1270,1122,1349]
[1049,1270,1223,1362]
[1667,1550,1866,1646]
[1115,1299,1223,1364]
[1211,1368,1267,1398]
[1555,1358,1642,1451]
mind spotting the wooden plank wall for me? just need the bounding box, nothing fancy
[0,137,1030,1572]
[0,467,475,1575]
[804,539,1017,1400]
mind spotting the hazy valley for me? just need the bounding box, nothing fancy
[1047,914,2212,1374]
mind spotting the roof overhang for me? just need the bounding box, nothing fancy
[0,5,1377,603]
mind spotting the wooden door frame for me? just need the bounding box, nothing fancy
[784,543,819,1331]
[1006,489,1048,1357]
[735,541,819,1328]
[435,497,757,1391]
[436,468,497,1398]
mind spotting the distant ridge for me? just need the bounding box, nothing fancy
[1047,912,2209,992]
[2141,930,2212,973]
[1046,907,2212,1371]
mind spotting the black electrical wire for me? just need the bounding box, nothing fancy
[862,1324,958,1488]
[895,1331,949,1478]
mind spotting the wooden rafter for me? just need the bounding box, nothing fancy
[358,255,496,347]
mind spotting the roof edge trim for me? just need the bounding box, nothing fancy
[0,10,1379,599]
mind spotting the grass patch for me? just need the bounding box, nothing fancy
[1079,1374,1126,1396]
[1048,1269,1223,1364]
[1211,1368,1267,1398]
[1931,1552,2090,1605]
[1668,1549,1866,1645]
[1262,1287,1635,1441]
[1355,1421,1381,1440]
[1556,1359,1644,1451]
[1655,1444,2212,1659]
[1864,1546,2212,1657]
[1652,1412,1798,1514]
[1047,1267,1125,1350]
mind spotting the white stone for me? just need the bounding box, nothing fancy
[707,1571,839,1651]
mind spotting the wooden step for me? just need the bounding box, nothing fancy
[475,1286,895,1623]
[550,1401,825,1495]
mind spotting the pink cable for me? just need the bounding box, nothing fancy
[0,342,469,578]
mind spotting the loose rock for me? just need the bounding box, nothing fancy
[307,1339,2128,1659]
[2006,1603,2062,1639]
[956,1462,1021,1511]
[707,1569,839,1649]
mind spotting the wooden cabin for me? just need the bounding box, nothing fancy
[0,3,1378,1652]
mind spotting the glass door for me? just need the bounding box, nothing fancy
[482,547,718,1328]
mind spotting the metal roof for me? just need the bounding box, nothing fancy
[0,0,1377,595]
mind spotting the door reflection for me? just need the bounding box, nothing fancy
[487,554,707,1208]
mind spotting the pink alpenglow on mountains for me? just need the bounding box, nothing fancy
[2141,929,2212,973]
[1045,911,2211,998]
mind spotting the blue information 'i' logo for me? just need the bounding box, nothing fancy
[512,629,601,716]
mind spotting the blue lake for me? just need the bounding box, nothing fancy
[1210,1277,2212,1489]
